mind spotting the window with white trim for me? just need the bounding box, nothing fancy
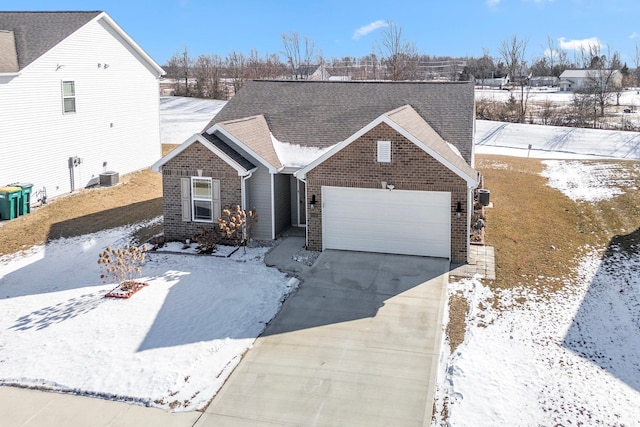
[62,81,76,113]
[377,140,391,163]
[191,177,214,222]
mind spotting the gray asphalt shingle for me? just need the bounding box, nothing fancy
[205,80,475,164]
[0,11,101,70]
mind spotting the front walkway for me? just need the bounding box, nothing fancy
[449,245,496,280]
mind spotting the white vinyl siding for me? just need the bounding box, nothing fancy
[322,187,451,258]
[62,80,76,113]
[0,16,161,199]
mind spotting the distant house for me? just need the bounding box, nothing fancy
[291,64,331,80]
[477,75,509,88]
[152,81,480,263]
[529,76,559,87]
[559,69,622,92]
[0,11,164,201]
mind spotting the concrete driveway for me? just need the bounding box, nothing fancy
[196,250,449,427]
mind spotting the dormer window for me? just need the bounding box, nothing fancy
[377,140,391,163]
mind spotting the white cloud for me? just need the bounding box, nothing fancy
[487,0,501,6]
[352,20,388,40]
[630,32,639,39]
[558,36,601,51]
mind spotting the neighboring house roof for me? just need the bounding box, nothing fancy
[0,11,164,75]
[559,69,620,79]
[205,80,475,164]
[0,11,100,70]
[0,30,19,73]
[296,105,479,186]
[294,64,320,77]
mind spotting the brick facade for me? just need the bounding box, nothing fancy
[306,122,470,263]
[161,142,242,241]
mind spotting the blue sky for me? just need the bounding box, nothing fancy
[6,0,640,66]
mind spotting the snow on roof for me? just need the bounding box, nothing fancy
[271,133,335,168]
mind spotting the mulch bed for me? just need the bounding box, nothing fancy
[105,281,149,298]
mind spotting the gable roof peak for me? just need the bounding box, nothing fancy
[0,11,163,75]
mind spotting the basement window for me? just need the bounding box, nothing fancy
[62,81,76,113]
[377,140,391,163]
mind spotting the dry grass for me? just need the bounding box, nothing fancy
[446,154,640,357]
[163,144,180,156]
[0,145,185,256]
[0,168,162,256]
[478,155,640,291]
[446,294,469,353]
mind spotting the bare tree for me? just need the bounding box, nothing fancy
[498,35,530,122]
[226,51,246,95]
[265,53,286,79]
[378,20,418,81]
[581,45,621,115]
[476,49,495,86]
[193,54,223,99]
[281,31,316,79]
[166,45,193,96]
[633,43,640,86]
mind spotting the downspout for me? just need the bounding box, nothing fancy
[240,169,255,211]
[467,186,474,262]
[270,173,276,239]
[297,175,309,249]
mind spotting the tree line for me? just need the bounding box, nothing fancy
[163,24,640,129]
[162,22,466,98]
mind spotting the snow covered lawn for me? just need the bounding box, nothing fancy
[434,157,640,425]
[0,224,297,411]
[437,248,640,426]
[160,96,226,145]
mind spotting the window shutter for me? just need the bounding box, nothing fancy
[181,177,191,222]
[377,141,391,163]
[212,179,221,220]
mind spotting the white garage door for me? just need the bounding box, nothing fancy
[322,186,451,258]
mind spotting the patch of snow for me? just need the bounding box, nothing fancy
[271,133,335,168]
[475,120,640,160]
[540,160,634,202]
[446,142,464,160]
[433,248,640,426]
[0,224,297,412]
[160,97,226,145]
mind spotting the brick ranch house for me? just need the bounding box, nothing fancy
[152,80,480,263]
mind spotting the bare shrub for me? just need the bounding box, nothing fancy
[193,227,219,254]
[98,244,147,285]
[217,205,258,246]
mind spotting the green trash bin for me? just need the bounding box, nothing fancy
[8,183,33,215]
[0,186,22,220]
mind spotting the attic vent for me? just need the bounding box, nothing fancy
[377,141,391,163]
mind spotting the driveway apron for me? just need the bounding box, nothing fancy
[196,250,449,427]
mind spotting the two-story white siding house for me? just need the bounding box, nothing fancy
[0,11,164,202]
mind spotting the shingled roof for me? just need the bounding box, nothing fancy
[0,11,101,70]
[205,80,475,164]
